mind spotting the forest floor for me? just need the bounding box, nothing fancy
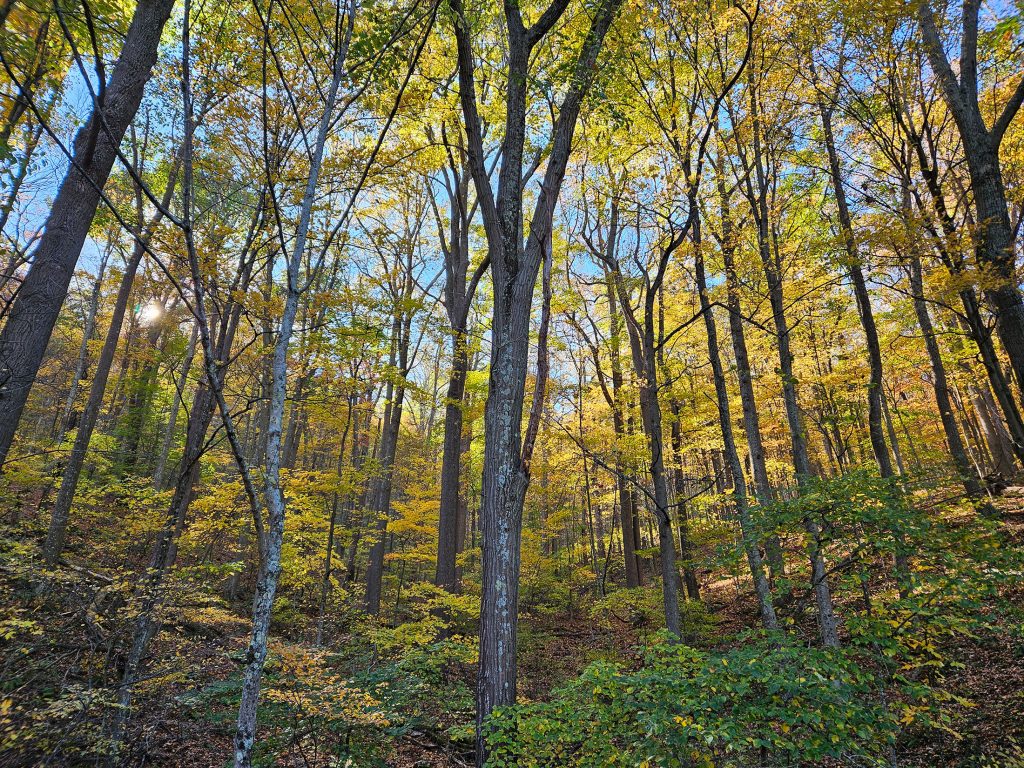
[126,568,1024,767]
[3,499,1024,767]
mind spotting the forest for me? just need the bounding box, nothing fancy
[1,0,1024,765]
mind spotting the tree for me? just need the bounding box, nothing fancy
[447,0,626,757]
[917,0,1024,392]
[0,0,177,468]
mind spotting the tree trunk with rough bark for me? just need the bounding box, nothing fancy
[918,0,1024,391]
[448,0,625,761]
[0,0,177,469]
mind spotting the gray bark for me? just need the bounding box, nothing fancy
[56,246,110,443]
[908,256,987,500]
[715,167,784,579]
[233,11,352,761]
[448,0,625,760]
[818,98,894,480]
[918,0,1024,392]
[45,239,143,563]
[45,157,180,564]
[153,322,197,489]
[434,154,485,594]
[693,213,779,632]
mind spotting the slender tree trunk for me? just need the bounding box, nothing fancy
[363,378,406,614]
[44,242,143,563]
[818,100,893,479]
[972,380,1018,477]
[113,199,261,754]
[233,15,352,760]
[317,401,352,646]
[154,323,197,489]
[436,329,469,592]
[743,71,812,481]
[670,400,700,600]
[908,259,987,502]
[0,122,43,262]
[694,214,778,632]
[56,248,110,443]
[716,168,783,577]
[606,274,641,587]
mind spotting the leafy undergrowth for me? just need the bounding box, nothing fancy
[2,485,1024,767]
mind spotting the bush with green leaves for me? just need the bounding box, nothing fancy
[591,587,717,644]
[485,632,908,767]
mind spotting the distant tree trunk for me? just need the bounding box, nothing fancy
[56,247,110,442]
[317,399,352,646]
[153,323,197,490]
[436,330,468,591]
[119,314,167,473]
[43,153,182,563]
[975,382,1018,476]
[0,0,178,469]
[0,122,44,250]
[365,264,414,615]
[740,69,813,483]
[44,240,144,563]
[434,154,484,594]
[603,230,681,633]
[908,256,988,501]
[669,399,700,600]
[606,275,642,587]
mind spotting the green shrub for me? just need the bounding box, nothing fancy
[485,632,902,767]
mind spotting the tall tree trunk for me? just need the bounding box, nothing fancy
[363,371,407,614]
[693,214,779,632]
[113,200,261,753]
[918,0,1024,391]
[908,257,987,502]
[436,327,469,592]
[742,69,812,481]
[316,400,352,646]
[606,273,642,587]
[0,0,177,468]
[56,247,110,443]
[0,122,44,260]
[233,12,353,759]
[448,0,625,758]
[364,237,418,615]
[716,167,783,577]
[902,103,1024,461]
[44,240,144,563]
[669,399,700,600]
[818,99,893,479]
[433,155,482,595]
